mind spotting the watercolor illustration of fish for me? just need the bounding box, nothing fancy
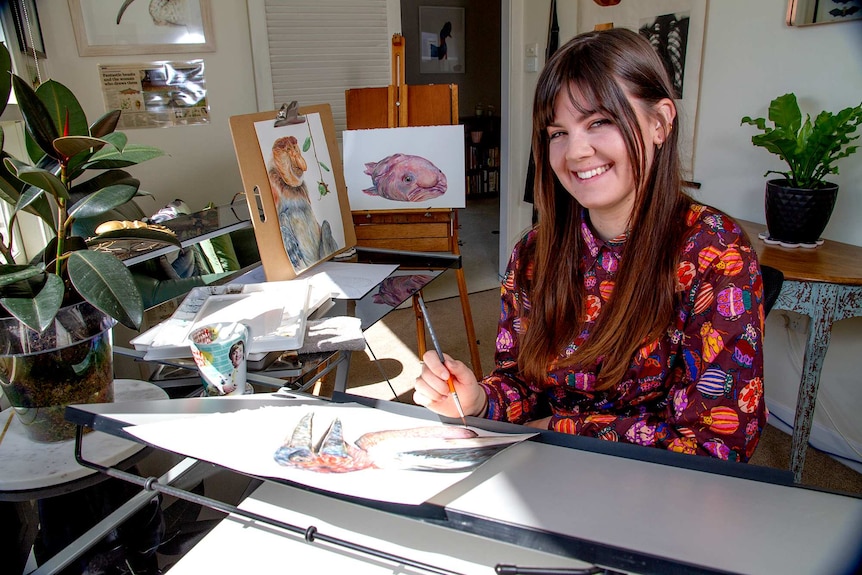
[363,153,448,202]
[274,412,525,474]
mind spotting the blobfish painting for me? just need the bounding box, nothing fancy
[343,124,465,211]
[363,154,447,202]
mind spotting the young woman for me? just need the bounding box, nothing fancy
[413,28,767,462]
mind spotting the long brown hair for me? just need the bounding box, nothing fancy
[520,28,693,390]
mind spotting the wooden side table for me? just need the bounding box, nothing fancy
[739,220,862,483]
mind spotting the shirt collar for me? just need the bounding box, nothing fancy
[580,213,628,261]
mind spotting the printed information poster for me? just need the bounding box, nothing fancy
[99,60,210,129]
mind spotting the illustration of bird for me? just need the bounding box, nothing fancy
[431,21,452,60]
[117,0,189,26]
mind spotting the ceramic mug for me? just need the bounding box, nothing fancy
[189,322,249,396]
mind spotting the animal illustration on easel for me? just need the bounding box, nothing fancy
[267,134,339,271]
[362,154,448,202]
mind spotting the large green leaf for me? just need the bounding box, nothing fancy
[0,273,64,332]
[0,44,11,118]
[26,80,89,163]
[767,93,802,136]
[68,170,136,202]
[82,143,164,171]
[67,249,142,329]
[90,110,122,138]
[53,135,110,160]
[3,157,69,202]
[0,151,26,206]
[68,183,140,220]
[11,76,59,162]
[0,264,44,288]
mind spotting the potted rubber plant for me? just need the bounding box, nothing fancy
[741,93,862,246]
[0,43,179,441]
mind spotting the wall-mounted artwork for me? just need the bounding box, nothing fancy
[787,0,862,25]
[68,0,215,56]
[638,13,690,99]
[576,0,706,177]
[343,125,465,211]
[419,6,465,74]
[229,105,356,281]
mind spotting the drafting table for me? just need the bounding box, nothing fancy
[62,393,862,575]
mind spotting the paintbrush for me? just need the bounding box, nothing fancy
[0,410,13,447]
[417,293,468,427]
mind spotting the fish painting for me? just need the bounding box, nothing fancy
[363,154,447,202]
[274,412,522,474]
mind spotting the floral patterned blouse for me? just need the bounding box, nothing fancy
[480,204,768,462]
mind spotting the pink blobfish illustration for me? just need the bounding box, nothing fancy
[363,153,447,202]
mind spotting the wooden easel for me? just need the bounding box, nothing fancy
[345,35,482,378]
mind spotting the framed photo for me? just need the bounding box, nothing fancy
[229,105,357,280]
[68,0,215,57]
[787,0,862,25]
[419,6,465,74]
[10,0,46,58]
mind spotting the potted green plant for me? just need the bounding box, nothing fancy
[0,44,180,441]
[741,93,862,246]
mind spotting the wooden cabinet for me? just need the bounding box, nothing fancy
[462,115,500,197]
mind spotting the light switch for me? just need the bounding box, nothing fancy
[525,43,539,57]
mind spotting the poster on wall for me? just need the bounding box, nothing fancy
[576,0,706,176]
[98,61,209,129]
[343,125,466,211]
[419,6,465,73]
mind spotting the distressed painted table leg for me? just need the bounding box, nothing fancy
[774,280,862,483]
[787,283,837,483]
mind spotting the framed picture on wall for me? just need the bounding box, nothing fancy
[419,6,465,74]
[68,0,215,56]
[9,0,46,58]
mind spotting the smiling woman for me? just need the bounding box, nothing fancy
[414,28,769,465]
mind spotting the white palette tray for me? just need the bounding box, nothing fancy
[131,279,329,360]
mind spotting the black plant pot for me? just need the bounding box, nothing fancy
[764,179,838,245]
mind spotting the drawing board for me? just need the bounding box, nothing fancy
[229,105,356,280]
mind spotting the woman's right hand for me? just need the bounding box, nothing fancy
[413,350,486,419]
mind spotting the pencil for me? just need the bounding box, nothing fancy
[417,293,468,427]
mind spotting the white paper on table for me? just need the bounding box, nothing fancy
[124,404,534,506]
[298,262,398,299]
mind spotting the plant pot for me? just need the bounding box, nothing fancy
[764,179,838,245]
[0,301,116,442]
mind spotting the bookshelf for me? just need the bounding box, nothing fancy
[462,115,500,197]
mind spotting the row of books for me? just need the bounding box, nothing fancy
[466,169,500,196]
[466,144,500,170]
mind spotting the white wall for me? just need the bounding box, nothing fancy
[504,0,862,468]
[35,0,258,213]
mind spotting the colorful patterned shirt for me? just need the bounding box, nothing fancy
[480,204,767,462]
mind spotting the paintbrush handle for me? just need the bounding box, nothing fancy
[418,294,468,425]
[416,294,446,364]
